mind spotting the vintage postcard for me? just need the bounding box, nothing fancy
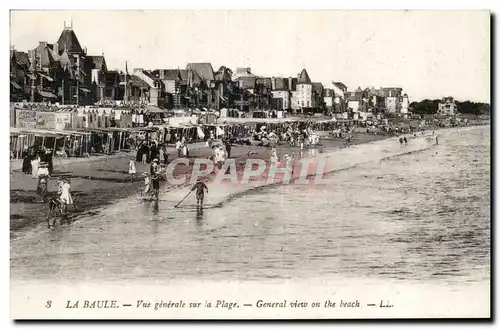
[9,9,490,320]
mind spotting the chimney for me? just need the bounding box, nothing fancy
[39,41,47,47]
[271,77,276,90]
[83,47,87,55]
[288,77,293,91]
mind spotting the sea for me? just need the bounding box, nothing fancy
[11,126,490,289]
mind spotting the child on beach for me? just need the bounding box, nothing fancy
[270,147,278,165]
[191,178,209,209]
[58,178,74,214]
[176,140,182,157]
[36,170,49,203]
[128,157,136,181]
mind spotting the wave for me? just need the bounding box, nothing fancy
[212,134,438,208]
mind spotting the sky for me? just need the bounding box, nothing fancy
[9,10,490,103]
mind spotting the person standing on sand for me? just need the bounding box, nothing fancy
[46,148,54,175]
[142,172,151,196]
[224,138,232,158]
[150,142,158,162]
[129,156,136,181]
[182,142,189,157]
[150,159,161,200]
[31,152,40,179]
[345,135,352,147]
[403,136,408,146]
[36,169,49,203]
[176,140,182,157]
[270,147,278,164]
[22,147,31,174]
[191,178,208,209]
[59,178,74,214]
[159,146,168,165]
[436,136,439,145]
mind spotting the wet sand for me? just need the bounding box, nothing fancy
[10,132,388,237]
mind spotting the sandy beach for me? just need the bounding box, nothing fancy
[10,131,389,237]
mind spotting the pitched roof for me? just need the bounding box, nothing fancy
[58,48,74,69]
[179,69,189,84]
[274,78,289,91]
[333,82,347,90]
[297,69,312,84]
[16,51,30,65]
[347,91,363,101]
[186,63,215,82]
[232,67,256,81]
[312,82,324,95]
[87,55,106,71]
[256,77,272,89]
[129,75,150,89]
[34,43,56,68]
[215,66,232,82]
[57,28,84,54]
[105,70,120,85]
[12,51,30,66]
[179,69,204,87]
[379,87,403,97]
[157,69,181,80]
[239,76,256,90]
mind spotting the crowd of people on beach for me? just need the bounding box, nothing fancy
[12,115,452,228]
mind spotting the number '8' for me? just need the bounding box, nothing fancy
[45,301,52,308]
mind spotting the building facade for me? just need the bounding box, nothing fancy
[291,69,314,112]
[379,87,403,113]
[437,96,457,116]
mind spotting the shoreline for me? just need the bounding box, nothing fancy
[10,124,477,239]
[10,131,389,238]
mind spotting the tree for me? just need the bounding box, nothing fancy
[410,99,439,115]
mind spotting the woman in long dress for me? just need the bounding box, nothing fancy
[270,147,278,165]
[22,152,32,174]
[159,147,167,165]
[128,157,136,181]
[176,140,182,157]
[31,154,40,179]
[59,178,74,214]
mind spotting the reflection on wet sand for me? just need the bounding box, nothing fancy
[10,126,489,287]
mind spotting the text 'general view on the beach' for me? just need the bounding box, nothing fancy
[9,10,491,320]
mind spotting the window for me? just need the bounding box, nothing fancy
[301,101,304,107]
